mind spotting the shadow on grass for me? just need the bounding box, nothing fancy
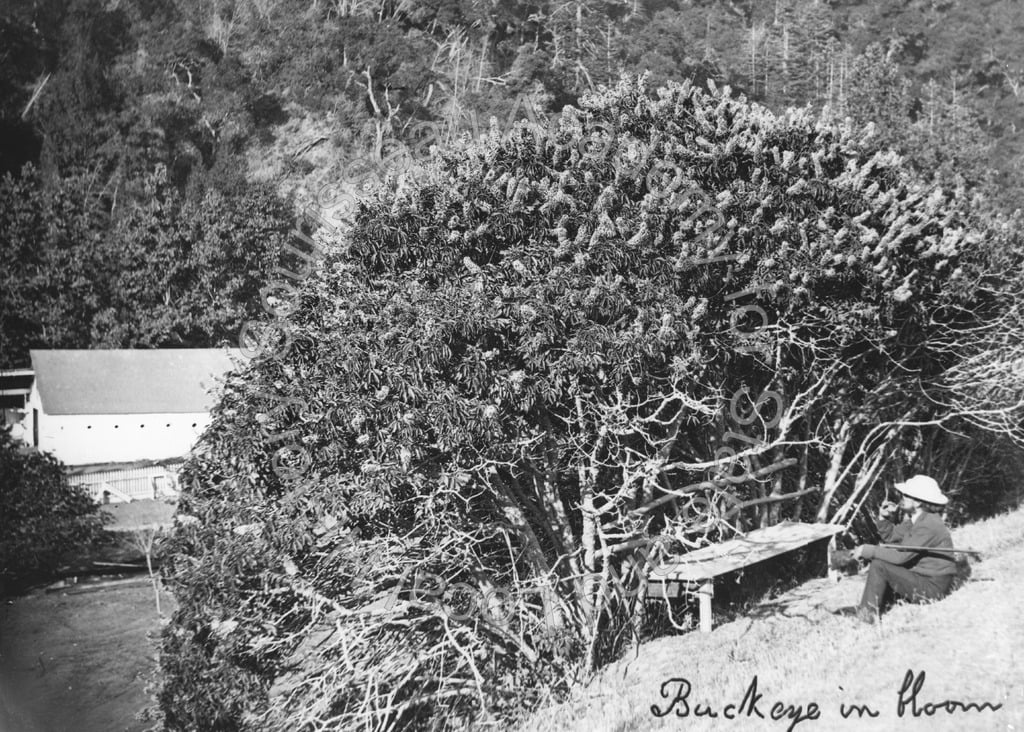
[635,540,837,641]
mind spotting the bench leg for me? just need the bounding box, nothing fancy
[827,535,840,583]
[698,580,714,633]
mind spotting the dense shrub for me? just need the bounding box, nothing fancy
[159,76,1023,731]
[0,428,107,592]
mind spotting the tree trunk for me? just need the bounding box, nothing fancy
[816,421,851,521]
[145,545,161,616]
[490,472,563,628]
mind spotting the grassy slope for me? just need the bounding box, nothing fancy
[521,507,1024,732]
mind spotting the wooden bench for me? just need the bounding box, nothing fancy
[646,521,846,633]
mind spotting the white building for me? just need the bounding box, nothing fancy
[23,348,239,466]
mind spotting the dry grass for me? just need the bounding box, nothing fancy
[519,507,1024,731]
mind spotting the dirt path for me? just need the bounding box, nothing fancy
[521,508,1024,732]
[0,581,171,732]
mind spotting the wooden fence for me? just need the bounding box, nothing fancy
[68,463,183,503]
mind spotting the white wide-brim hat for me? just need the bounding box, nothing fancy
[895,474,948,505]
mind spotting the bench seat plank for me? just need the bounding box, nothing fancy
[645,521,845,633]
[651,521,846,582]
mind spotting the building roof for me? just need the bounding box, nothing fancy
[30,349,241,415]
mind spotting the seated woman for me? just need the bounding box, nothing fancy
[851,474,959,623]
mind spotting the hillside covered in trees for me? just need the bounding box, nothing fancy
[2,0,1024,368]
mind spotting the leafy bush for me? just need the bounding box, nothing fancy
[0,428,107,592]
[159,75,1022,731]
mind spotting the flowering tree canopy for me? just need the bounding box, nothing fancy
[159,76,1024,730]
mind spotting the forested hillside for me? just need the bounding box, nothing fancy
[2,0,1023,368]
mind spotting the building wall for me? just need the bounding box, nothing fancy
[28,385,211,465]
